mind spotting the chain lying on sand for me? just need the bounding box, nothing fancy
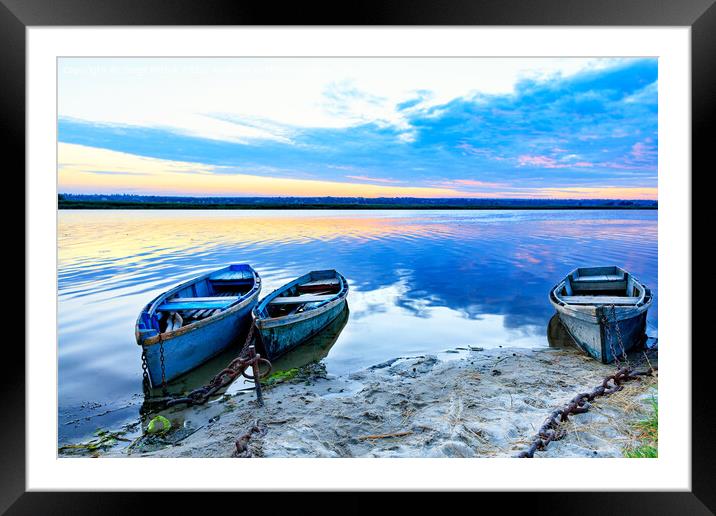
[516,364,657,458]
[518,305,658,458]
[234,421,264,457]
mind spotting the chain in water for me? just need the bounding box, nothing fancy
[143,322,272,411]
[140,347,151,397]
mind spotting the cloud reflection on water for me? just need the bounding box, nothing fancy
[57,209,657,441]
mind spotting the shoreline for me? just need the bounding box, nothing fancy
[59,202,657,211]
[97,345,657,459]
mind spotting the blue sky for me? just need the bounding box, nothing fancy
[58,57,657,198]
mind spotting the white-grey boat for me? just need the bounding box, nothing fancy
[549,266,652,363]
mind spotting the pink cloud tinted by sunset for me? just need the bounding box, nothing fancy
[518,155,594,169]
[345,175,403,184]
[631,140,656,160]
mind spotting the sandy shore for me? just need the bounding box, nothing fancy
[113,345,657,459]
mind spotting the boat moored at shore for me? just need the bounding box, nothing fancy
[253,270,349,360]
[549,266,652,363]
[135,264,261,387]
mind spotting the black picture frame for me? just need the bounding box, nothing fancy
[5,0,710,513]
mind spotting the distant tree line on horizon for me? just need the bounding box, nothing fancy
[58,193,657,210]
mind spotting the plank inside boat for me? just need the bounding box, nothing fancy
[548,265,651,364]
[269,294,336,305]
[136,263,261,386]
[253,269,349,361]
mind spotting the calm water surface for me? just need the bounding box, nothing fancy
[58,209,657,444]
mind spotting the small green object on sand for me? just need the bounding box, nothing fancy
[147,415,172,435]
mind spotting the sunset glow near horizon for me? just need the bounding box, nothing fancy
[58,58,658,200]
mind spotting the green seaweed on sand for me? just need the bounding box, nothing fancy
[261,363,329,387]
[58,428,132,455]
[261,368,300,386]
[623,393,658,458]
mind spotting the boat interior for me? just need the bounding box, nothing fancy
[555,266,648,306]
[151,265,256,332]
[265,272,343,318]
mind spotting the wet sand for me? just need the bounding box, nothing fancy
[113,345,657,459]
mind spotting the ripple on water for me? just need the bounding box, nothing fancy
[57,209,657,444]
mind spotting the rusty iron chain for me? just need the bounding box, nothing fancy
[159,334,168,396]
[235,421,263,457]
[239,322,256,358]
[601,304,629,368]
[140,347,151,397]
[144,322,272,411]
[516,364,657,458]
[517,307,654,458]
[609,304,629,366]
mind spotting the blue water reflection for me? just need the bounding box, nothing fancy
[58,209,657,442]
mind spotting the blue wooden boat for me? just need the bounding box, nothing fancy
[269,304,350,372]
[549,266,652,363]
[135,264,261,387]
[253,270,348,360]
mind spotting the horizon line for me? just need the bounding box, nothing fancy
[59,193,657,203]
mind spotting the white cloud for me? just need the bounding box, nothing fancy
[59,57,629,143]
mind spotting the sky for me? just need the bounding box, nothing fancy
[57,57,658,199]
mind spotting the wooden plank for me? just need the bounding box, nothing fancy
[561,295,640,305]
[158,302,227,311]
[168,296,238,302]
[158,296,238,311]
[302,278,339,287]
[268,294,335,305]
[575,266,620,277]
[571,280,627,292]
[574,274,623,282]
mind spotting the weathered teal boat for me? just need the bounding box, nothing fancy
[549,266,652,363]
[269,305,350,372]
[253,270,348,360]
[136,264,261,387]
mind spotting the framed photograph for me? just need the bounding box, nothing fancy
[8,0,710,512]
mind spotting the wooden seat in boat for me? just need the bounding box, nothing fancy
[296,278,341,294]
[157,296,239,311]
[560,295,641,305]
[573,274,624,282]
[268,294,335,305]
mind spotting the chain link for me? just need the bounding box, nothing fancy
[516,363,657,457]
[517,303,655,457]
[601,304,629,367]
[158,334,168,396]
[610,304,629,365]
[143,321,272,411]
[140,347,151,397]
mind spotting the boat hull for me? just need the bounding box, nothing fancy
[257,297,347,360]
[269,305,350,371]
[143,298,257,386]
[136,264,261,387]
[552,302,648,363]
[548,266,652,363]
